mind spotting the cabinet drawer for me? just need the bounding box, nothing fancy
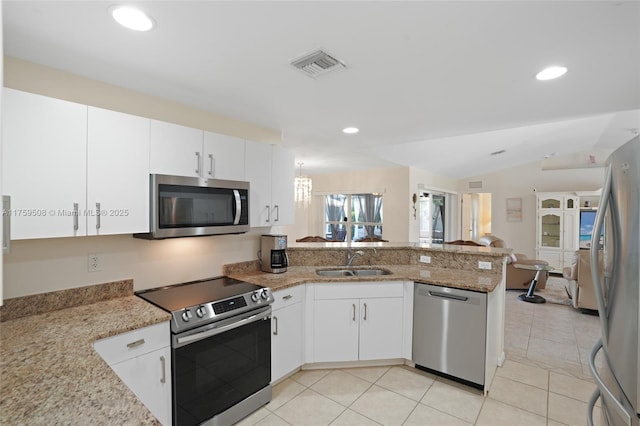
[272,285,305,311]
[314,281,404,300]
[94,322,169,366]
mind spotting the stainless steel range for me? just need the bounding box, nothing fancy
[137,276,274,426]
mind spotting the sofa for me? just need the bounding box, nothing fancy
[476,235,549,290]
[563,250,600,312]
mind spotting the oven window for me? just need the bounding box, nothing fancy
[172,316,271,426]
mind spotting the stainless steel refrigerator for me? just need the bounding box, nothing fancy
[588,136,640,426]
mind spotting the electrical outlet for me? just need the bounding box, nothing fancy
[88,253,101,272]
[419,255,431,264]
[478,261,492,270]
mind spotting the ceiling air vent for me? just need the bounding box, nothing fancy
[468,181,483,189]
[290,49,347,78]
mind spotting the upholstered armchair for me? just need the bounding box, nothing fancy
[476,235,549,290]
[563,250,600,311]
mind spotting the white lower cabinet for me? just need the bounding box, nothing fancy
[94,322,171,426]
[312,282,404,363]
[271,286,304,382]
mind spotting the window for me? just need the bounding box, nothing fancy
[324,193,383,242]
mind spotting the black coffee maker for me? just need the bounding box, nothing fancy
[259,234,289,273]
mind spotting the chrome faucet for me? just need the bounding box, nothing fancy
[346,249,365,266]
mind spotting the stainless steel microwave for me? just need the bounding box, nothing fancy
[134,174,249,239]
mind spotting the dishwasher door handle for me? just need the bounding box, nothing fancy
[427,291,468,302]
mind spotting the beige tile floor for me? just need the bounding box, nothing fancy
[238,284,603,425]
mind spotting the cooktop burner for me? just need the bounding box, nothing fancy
[136,276,273,333]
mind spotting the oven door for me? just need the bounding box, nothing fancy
[172,306,271,426]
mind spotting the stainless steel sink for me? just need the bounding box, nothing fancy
[315,267,392,277]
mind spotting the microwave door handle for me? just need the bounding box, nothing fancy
[233,190,241,225]
[591,164,611,339]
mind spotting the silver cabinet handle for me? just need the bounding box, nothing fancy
[95,202,101,230]
[273,316,278,336]
[352,304,356,321]
[273,205,279,222]
[266,205,271,223]
[363,303,368,321]
[160,355,166,384]
[73,203,79,231]
[282,295,293,301]
[208,153,214,176]
[195,151,201,175]
[126,338,145,349]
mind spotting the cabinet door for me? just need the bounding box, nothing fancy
[314,299,359,362]
[538,195,562,209]
[245,140,272,226]
[87,107,150,235]
[539,211,562,249]
[359,297,404,361]
[272,302,303,382]
[203,132,245,181]
[271,146,295,226]
[149,120,203,178]
[537,249,563,272]
[110,346,172,426]
[2,88,87,239]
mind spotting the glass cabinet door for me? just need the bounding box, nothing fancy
[540,196,562,209]
[540,213,562,248]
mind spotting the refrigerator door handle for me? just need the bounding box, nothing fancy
[590,164,611,339]
[587,388,601,426]
[589,338,633,426]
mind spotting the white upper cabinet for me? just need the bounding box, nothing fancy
[2,88,88,239]
[149,120,246,181]
[149,120,203,178]
[2,89,150,239]
[271,146,295,226]
[203,131,245,181]
[87,107,150,235]
[245,140,295,227]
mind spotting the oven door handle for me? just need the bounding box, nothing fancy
[175,306,271,347]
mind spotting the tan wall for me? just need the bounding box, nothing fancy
[4,57,281,143]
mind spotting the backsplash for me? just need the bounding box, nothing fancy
[0,279,134,322]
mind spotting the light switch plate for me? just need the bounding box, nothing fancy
[419,255,431,263]
[478,261,492,270]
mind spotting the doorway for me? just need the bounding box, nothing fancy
[418,191,446,244]
[461,193,492,241]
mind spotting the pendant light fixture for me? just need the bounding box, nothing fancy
[294,162,313,207]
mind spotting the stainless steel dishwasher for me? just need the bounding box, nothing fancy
[413,283,487,388]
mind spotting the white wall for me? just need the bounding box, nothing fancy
[459,161,604,258]
[4,231,267,299]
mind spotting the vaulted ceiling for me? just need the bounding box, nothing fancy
[4,1,639,178]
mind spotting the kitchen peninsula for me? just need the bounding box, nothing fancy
[0,242,509,425]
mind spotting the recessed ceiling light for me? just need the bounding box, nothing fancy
[535,66,568,81]
[111,6,155,31]
[342,127,359,134]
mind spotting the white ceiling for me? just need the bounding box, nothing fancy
[4,1,640,178]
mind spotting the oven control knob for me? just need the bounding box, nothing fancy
[260,289,270,300]
[251,291,260,302]
[181,309,192,322]
[195,305,206,318]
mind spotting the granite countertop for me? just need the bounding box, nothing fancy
[229,264,501,293]
[0,296,170,425]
